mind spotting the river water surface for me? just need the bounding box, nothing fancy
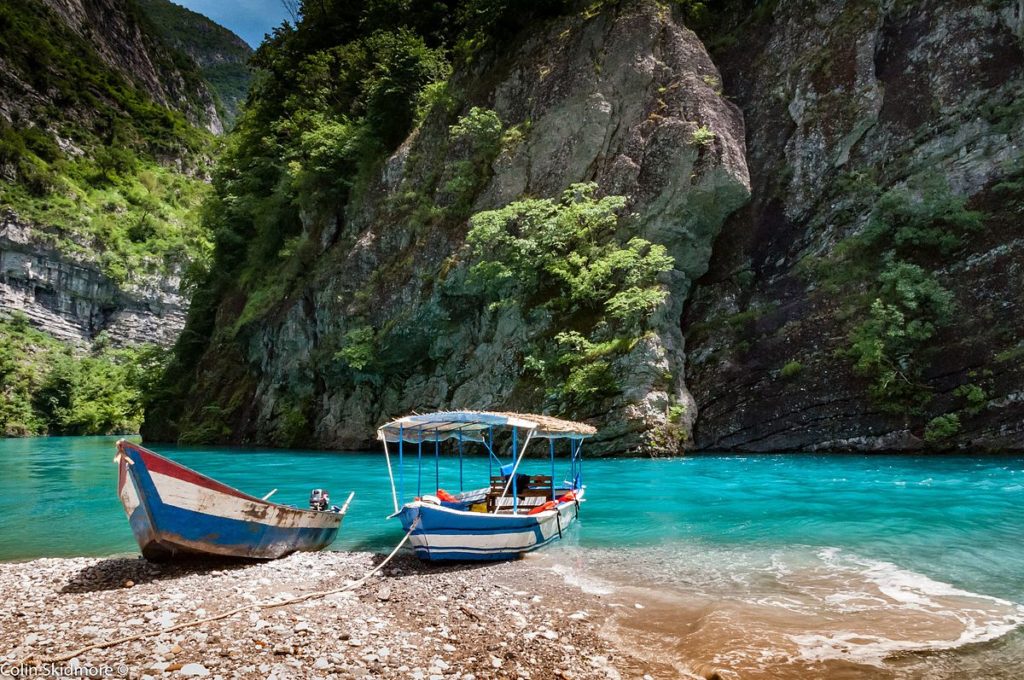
[0,436,1021,678]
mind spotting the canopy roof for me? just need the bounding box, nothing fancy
[377,410,596,444]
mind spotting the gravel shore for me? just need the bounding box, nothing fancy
[0,552,668,679]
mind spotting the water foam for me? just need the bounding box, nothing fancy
[545,560,616,596]
[542,544,1024,675]
[785,549,1024,667]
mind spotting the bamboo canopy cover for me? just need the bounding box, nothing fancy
[377,411,596,443]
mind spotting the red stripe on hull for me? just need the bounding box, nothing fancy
[121,443,254,501]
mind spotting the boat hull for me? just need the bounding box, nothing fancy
[396,490,582,561]
[116,441,344,561]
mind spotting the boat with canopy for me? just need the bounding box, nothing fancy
[377,410,596,561]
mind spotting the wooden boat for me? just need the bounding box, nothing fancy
[115,440,352,561]
[377,411,595,561]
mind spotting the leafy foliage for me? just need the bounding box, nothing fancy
[444,107,505,209]
[846,259,955,413]
[799,175,976,415]
[0,315,167,437]
[691,125,716,146]
[924,414,961,444]
[780,360,803,378]
[465,183,674,408]
[861,175,984,257]
[0,123,213,283]
[954,383,989,416]
[335,326,377,371]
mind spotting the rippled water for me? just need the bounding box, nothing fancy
[0,437,1021,677]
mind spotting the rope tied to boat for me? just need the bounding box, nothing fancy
[36,518,420,665]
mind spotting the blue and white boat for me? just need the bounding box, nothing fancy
[115,440,353,561]
[377,411,595,561]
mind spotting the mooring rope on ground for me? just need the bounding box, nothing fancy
[39,519,419,664]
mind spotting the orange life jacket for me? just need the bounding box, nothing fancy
[528,500,557,515]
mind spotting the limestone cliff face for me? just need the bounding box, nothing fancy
[148,0,1024,454]
[0,210,185,346]
[145,1,750,453]
[683,0,1024,451]
[38,0,225,133]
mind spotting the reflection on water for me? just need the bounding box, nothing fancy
[0,438,1021,677]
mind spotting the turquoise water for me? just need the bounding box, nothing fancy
[1,436,1022,676]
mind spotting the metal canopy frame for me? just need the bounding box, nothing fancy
[378,411,591,514]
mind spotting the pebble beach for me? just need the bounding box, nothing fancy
[0,552,667,679]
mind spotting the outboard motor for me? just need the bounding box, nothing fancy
[309,488,330,511]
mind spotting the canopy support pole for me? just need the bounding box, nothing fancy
[458,431,464,493]
[417,434,423,497]
[434,430,440,492]
[382,436,399,513]
[398,425,405,506]
[571,437,585,488]
[512,427,518,514]
[578,438,585,487]
[494,428,535,513]
[550,438,556,500]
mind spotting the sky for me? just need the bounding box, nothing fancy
[174,0,294,48]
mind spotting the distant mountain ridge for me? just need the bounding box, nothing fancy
[0,0,251,437]
[30,0,225,132]
[136,0,254,126]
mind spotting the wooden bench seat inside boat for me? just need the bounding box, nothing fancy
[486,475,559,513]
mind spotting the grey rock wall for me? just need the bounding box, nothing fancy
[683,0,1024,451]
[150,1,751,453]
[1,210,185,347]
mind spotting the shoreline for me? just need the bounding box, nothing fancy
[0,551,669,679]
[4,549,1024,680]
[5,434,1024,458]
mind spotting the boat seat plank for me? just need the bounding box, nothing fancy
[485,474,560,512]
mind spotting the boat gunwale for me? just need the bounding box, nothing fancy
[116,440,347,519]
[397,487,584,522]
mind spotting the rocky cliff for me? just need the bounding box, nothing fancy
[0,0,253,352]
[136,0,254,125]
[32,0,225,133]
[144,0,750,452]
[0,0,249,436]
[147,0,1024,454]
[683,0,1024,452]
[1,210,185,347]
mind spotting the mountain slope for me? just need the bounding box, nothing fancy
[142,0,749,452]
[147,0,1024,454]
[0,0,246,436]
[136,0,254,126]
